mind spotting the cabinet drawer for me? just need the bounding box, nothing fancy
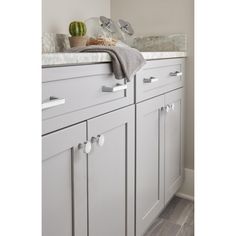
[42,63,134,134]
[135,58,185,102]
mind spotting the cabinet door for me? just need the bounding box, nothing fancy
[42,122,87,236]
[87,105,135,236]
[136,96,165,236]
[164,88,184,204]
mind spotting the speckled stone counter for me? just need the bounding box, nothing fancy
[42,51,187,67]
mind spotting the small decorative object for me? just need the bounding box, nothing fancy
[85,17,123,41]
[69,21,87,47]
[86,37,117,46]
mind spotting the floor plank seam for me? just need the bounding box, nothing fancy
[176,223,184,236]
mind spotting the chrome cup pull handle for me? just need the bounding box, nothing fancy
[169,71,183,77]
[143,77,159,83]
[42,96,66,110]
[102,83,127,92]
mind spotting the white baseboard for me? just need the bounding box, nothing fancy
[176,192,194,201]
[176,168,194,201]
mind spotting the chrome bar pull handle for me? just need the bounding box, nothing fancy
[102,83,127,92]
[42,96,65,110]
[169,71,183,77]
[143,77,159,83]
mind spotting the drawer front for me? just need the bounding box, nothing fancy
[135,58,185,102]
[42,64,134,134]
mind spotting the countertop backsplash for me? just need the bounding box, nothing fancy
[42,33,187,54]
[42,33,70,53]
[131,34,187,52]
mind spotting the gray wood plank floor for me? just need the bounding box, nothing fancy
[144,197,194,236]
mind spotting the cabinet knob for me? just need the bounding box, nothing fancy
[91,135,105,147]
[161,105,171,113]
[78,141,92,154]
[170,103,175,111]
[165,105,171,113]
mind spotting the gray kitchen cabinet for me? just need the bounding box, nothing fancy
[42,57,186,236]
[136,88,184,235]
[42,122,87,236]
[135,58,185,235]
[42,105,135,236]
[164,88,184,205]
[136,95,165,236]
[87,105,135,236]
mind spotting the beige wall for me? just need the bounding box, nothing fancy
[42,0,110,33]
[111,0,194,169]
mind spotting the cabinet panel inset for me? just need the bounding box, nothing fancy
[88,105,135,236]
[136,96,165,236]
[42,122,87,236]
[164,88,184,204]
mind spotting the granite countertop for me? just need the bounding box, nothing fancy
[42,51,187,67]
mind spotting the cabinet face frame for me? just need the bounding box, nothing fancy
[136,96,165,236]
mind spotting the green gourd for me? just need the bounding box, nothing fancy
[69,21,87,36]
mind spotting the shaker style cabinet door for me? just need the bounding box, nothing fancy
[136,95,165,236]
[87,105,135,236]
[42,122,87,236]
[164,88,184,204]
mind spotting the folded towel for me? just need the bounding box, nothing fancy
[66,45,146,82]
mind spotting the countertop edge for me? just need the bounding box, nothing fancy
[42,51,187,68]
